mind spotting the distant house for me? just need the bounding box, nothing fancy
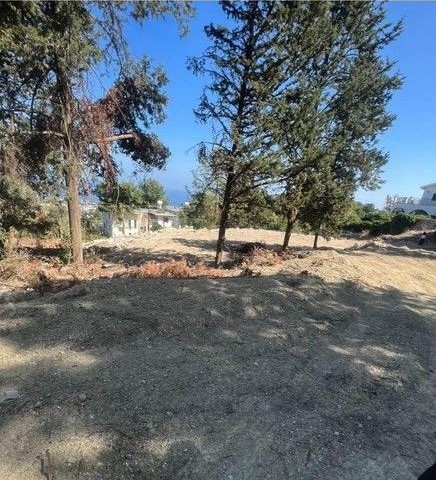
[101,207,180,238]
[387,183,436,216]
[147,208,180,230]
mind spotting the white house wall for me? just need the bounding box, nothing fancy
[391,183,436,216]
[102,212,141,238]
[393,203,436,215]
[421,186,436,205]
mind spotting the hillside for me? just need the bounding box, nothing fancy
[0,229,435,479]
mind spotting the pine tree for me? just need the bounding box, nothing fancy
[189,1,281,265]
[0,1,193,263]
[138,179,168,208]
[298,163,354,248]
[268,1,402,250]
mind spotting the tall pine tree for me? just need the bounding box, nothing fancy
[189,1,281,265]
[268,1,402,250]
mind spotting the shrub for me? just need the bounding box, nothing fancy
[388,213,417,235]
[82,209,103,240]
[343,210,421,236]
[116,259,225,279]
[150,223,163,232]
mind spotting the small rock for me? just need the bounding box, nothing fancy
[78,393,87,402]
[0,389,20,404]
[34,400,43,409]
[358,423,363,428]
[334,431,340,436]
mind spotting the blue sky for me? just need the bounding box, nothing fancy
[115,2,436,207]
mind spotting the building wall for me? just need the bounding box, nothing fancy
[420,185,436,205]
[149,215,179,230]
[393,203,436,216]
[101,211,141,238]
[101,209,180,237]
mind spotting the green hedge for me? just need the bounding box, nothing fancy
[344,212,423,236]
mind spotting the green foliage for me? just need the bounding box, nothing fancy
[138,179,168,208]
[342,206,422,236]
[228,190,287,231]
[189,1,283,262]
[81,209,103,240]
[0,175,62,256]
[181,188,287,231]
[96,181,143,218]
[0,1,193,262]
[150,223,163,232]
[264,1,402,246]
[388,213,418,235]
[0,175,42,233]
[180,191,220,229]
[299,165,354,241]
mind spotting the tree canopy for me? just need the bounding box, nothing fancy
[191,1,402,259]
[0,1,193,262]
[138,179,168,208]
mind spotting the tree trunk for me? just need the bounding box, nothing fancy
[57,65,83,264]
[282,206,298,251]
[215,173,234,267]
[65,163,83,264]
[215,202,230,267]
[313,231,319,249]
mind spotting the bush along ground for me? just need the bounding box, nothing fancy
[343,211,429,236]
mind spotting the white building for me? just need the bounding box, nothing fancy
[387,183,436,216]
[101,208,180,238]
[101,210,142,238]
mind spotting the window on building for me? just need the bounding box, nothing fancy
[432,193,436,201]
[129,219,137,229]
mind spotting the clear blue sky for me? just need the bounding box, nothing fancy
[114,2,436,207]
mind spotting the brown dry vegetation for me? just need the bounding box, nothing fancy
[1,227,435,294]
[0,228,435,479]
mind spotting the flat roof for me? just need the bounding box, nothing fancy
[421,182,436,189]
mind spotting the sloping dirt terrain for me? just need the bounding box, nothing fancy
[0,230,435,479]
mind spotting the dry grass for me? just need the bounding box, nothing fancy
[1,228,436,296]
[115,259,226,279]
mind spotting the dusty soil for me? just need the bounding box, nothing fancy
[0,228,435,479]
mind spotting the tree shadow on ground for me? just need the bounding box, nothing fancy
[340,241,436,260]
[86,244,196,266]
[172,236,279,253]
[18,245,66,262]
[90,237,284,268]
[0,274,435,479]
[380,231,436,251]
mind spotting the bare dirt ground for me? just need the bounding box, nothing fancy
[0,228,435,479]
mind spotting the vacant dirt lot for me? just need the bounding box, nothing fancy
[0,229,435,479]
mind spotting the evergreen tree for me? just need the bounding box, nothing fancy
[138,179,168,208]
[0,1,193,263]
[268,1,402,250]
[189,1,281,265]
[96,181,143,211]
[180,190,220,229]
[298,164,354,248]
